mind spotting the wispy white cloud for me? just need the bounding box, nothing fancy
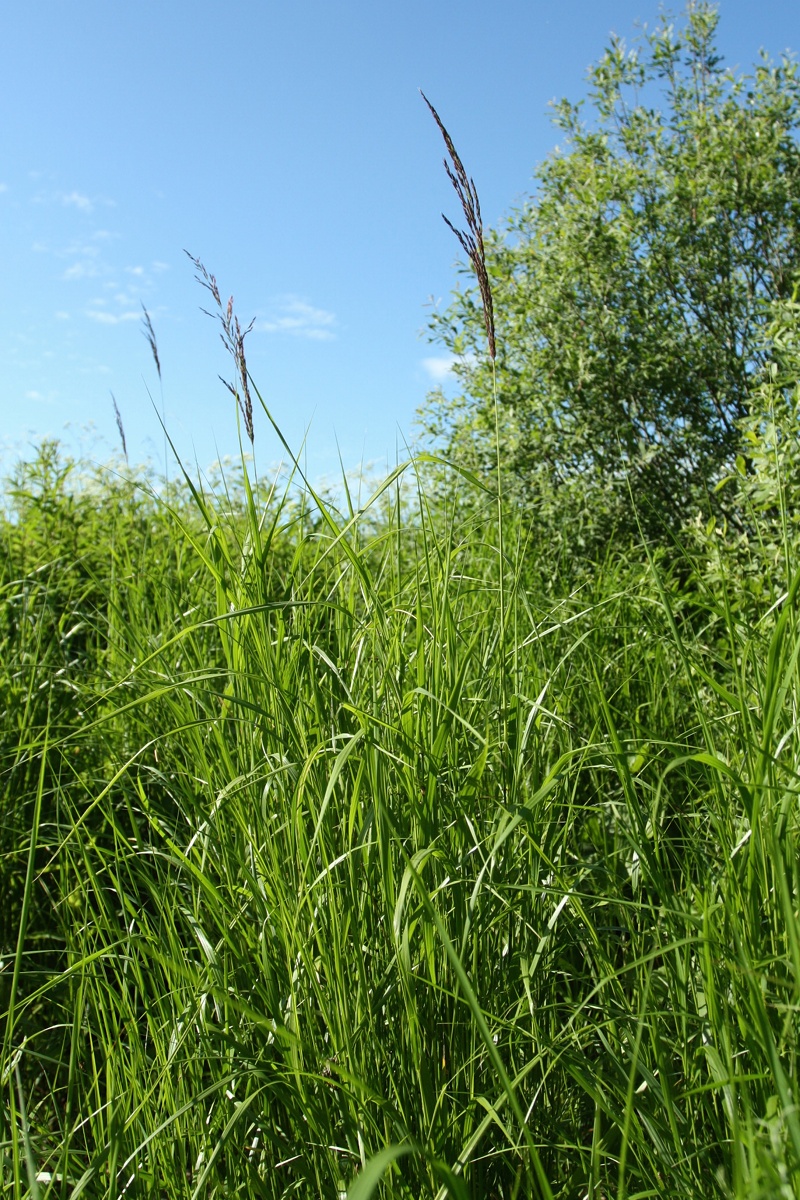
[422,355,457,382]
[64,260,101,281]
[59,235,108,281]
[62,190,93,213]
[29,187,114,213]
[64,236,103,256]
[422,353,476,382]
[258,296,336,341]
[121,260,169,286]
[86,309,140,325]
[100,280,138,302]
[24,388,58,404]
[24,194,165,331]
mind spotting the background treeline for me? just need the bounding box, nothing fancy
[422,2,800,555]
[3,4,800,1197]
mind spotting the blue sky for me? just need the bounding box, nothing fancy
[2,0,798,484]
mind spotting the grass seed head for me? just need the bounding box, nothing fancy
[185,250,256,443]
[140,304,162,381]
[111,392,128,462]
[421,90,496,360]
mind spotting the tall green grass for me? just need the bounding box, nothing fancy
[2,103,799,1191]
[1,387,799,1198]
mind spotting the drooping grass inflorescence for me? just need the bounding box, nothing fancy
[186,250,256,443]
[420,90,495,361]
[111,392,128,462]
[140,303,162,381]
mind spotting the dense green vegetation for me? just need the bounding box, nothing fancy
[3,4,800,1196]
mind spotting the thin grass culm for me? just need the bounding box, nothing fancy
[141,302,168,479]
[421,90,509,789]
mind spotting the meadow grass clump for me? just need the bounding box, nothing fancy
[2,148,800,1200]
[2,410,800,1199]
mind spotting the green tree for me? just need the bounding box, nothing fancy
[423,2,800,551]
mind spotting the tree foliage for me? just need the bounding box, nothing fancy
[424,2,800,550]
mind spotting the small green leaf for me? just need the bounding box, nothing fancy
[347,1144,414,1200]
